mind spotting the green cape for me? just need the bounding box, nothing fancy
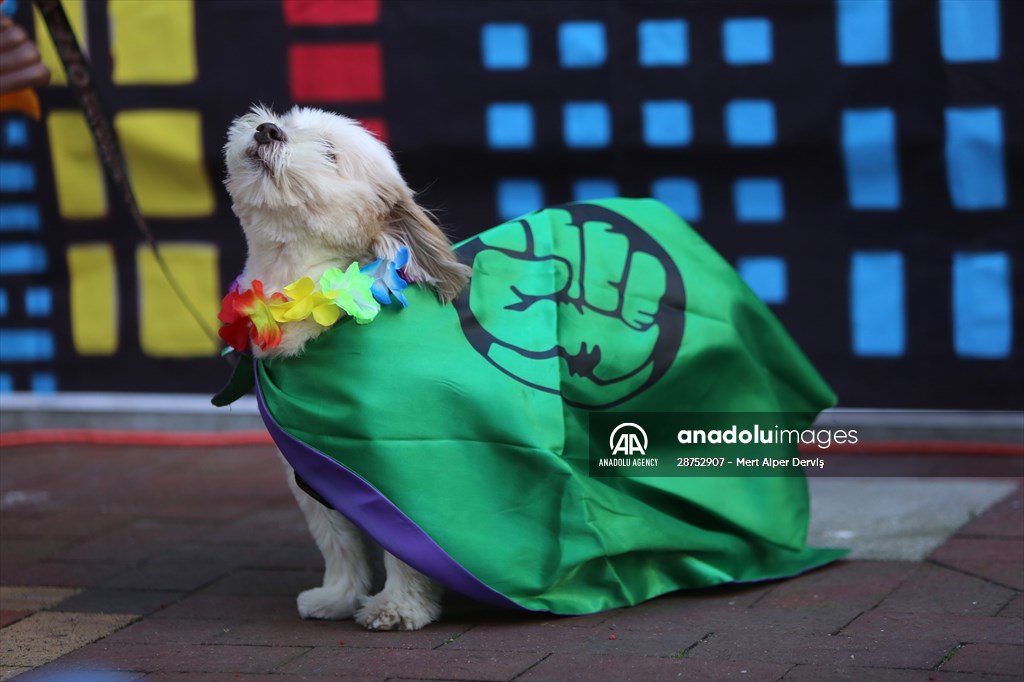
[253,199,846,614]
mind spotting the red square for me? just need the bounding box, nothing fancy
[359,118,388,143]
[283,0,380,26]
[289,44,384,103]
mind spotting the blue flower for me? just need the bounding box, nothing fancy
[361,246,410,307]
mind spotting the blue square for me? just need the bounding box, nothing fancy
[482,23,530,70]
[487,103,534,150]
[0,288,7,316]
[559,21,606,68]
[733,178,784,222]
[652,178,701,222]
[25,286,52,317]
[563,101,611,149]
[953,252,1012,357]
[573,179,619,202]
[31,373,57,393]
[638,19,688,66]
[0,161,36,192]
[497,179,544,221]
[723,17,773,65]
[725,100,776,147]
[0,373,11,393]
[4,119,29,149]
[837,0,891,65]
[642,100,692,147]
[940,0,1000,63]
[945,107,1006,210]
[738,257,787,304]
[0,204,41,232]
[851,251,905,357]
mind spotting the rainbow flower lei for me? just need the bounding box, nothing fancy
[219,247,411,353]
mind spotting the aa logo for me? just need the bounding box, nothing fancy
[454,203,686,409]
[609,422,648,456]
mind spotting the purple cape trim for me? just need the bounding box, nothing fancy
[254,370,523,611]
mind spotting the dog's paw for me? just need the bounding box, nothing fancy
[355,593,441,631]
[297,585,364,620]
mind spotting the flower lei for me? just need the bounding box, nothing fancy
[219,246,411,353]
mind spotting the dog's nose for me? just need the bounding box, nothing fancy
[254,122,286,145]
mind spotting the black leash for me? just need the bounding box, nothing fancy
[32,0,224,352]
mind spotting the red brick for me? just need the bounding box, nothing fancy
[784,664,1016,681]
[943,642,1024,676]
[212,617,464,649]
[199,568,320,597]
[101,617,232,645]
[957,488,1023,538]
[0,610,31,627]
[101,544,263,591]
[753,561,915,610]
[50,588,186,615]
[932,537,1024,563]
[519,653,791,682]
[0,559,128,587]
[150,594,299,621]
[448,621,705,657]
[686,631,952,669]
[842,611,1024,645]
[36,641,307,675]
[875,562,1016,615]
[277,646,544,679]
[998,594,1024,618]
[605,584,772,631]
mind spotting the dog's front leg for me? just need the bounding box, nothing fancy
[286,469,371,620]
[355,552,443,631]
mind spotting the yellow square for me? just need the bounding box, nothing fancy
[67,243,118,356]
[115,110,216,218]
[109,0,197,85]
[137,243,221,357]
[34,0,88,87]
[47,110,107,219]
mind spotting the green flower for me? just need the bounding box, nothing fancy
[320,263,381,324]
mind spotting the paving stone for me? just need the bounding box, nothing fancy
[50,588,186,616]
[277,646,544,680]
[685,631,953,669]
[100,544,263,592]
[753,560,915,610]
[874,562,1017,615]
[0,586,80,611]
[0,611,30,628]
[149,594,300,621]
[200,568,320,597]
[0,665,33,681]
[602,583,773,631]
[52,519,211,563]
[246,544,323,571]
[139,674,319,682]
[997,594,1023,619]
[942,642,1024,676]
[956,489,1023,538]
[0,611,137,668]
[25,642,307,677]
[519,653,792,681]
[0,559,129,588]
[212,617,466,649]
[842,611,1024,645]
[447,621,704,656]
[930,530,1024,591]
[101,617,234,645]
[782,663,1019,681]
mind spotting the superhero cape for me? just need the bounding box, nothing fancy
[243,198,847,614]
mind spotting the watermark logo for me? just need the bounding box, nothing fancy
[609,422,648,456]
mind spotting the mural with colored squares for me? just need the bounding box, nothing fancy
[0,0,1019,408]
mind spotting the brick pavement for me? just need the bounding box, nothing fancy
[0,443,1020,681]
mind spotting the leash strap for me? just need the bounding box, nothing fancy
[32,0,223,351]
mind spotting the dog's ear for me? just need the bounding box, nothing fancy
[376,195,472,303]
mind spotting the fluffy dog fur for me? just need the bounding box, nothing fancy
[224,105,471,630]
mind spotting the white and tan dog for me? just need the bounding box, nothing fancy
[223,105,471,630]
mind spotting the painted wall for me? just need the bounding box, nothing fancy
[0,0,1019,408]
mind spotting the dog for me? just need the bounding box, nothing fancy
[223,105,471,630]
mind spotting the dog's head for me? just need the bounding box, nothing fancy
[224,105,469,301]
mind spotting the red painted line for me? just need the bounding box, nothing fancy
[0,430,1019,456]
[0,429,274,448]
[799,441,1023,457]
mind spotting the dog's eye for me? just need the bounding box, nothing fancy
[321,142,337,163]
